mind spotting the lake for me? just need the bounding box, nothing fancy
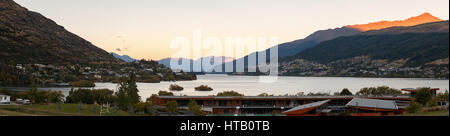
[1,74,449,100]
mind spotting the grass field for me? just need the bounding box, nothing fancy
[0,104,130,116]
[398,110,449,116]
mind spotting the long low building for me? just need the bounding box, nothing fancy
[152,95,411,116]
[0,94,10,104]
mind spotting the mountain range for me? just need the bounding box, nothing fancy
[158,56,234,72]
[111,52,137,62]
[215,13,445,73]
[286,20,449,66]
[1,0,447,76]
[346,12,443,31]
[0,0,119,64]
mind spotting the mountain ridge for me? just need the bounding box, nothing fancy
[0,0,120,64]
[287,21,450,66]
[111,52,137,62]
[346,12,443,31]
[215,13,444,73]
[159,56,234,72]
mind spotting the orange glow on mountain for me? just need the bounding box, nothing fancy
[346,13,443,31]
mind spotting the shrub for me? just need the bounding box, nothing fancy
[12,90,64,104]
[188,100,204,116]
[65,88,115,104]
[307,92,331,96]
[217,91,244,96]
[166,100,178,116]
[158,90,174,96]
[257,93,273,97]
[407,100,422,113]
[426,97,438,107]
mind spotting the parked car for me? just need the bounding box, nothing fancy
[16,99,31,105]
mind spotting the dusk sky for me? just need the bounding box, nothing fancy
[14,0,450,60]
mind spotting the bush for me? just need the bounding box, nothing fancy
[12,90,64,104]
[437,90,449,102]
[217,91,244,96]
[407,100,422,113]
[0,89,12,96]
[158,90,174,96]
[427,97,438,107]
[195,85,213,91]
[65,88,115,104]
[307,92,331,96]
[69,80,95,87]
[166,100,178,116]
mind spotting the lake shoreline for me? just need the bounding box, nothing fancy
[2,75,449,99]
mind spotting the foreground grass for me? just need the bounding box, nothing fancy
[0,104,130,116]
[398,110,449,116]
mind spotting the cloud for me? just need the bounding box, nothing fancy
[109,34,132,52]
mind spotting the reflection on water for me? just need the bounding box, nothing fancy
[2,74,449,100]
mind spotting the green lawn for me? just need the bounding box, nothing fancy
[398,110,449,116]
[0,104,130,116]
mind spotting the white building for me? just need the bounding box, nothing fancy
[0,94,11,104]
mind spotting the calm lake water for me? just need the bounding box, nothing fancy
[2,74,449,100]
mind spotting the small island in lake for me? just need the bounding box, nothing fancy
[195,85,213,91]
[169,84,184,91]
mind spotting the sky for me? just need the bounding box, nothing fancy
[14,0,450,60]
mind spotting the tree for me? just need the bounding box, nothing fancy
[307,92,330,96]
[427,97,438,107]
[446,91,449,102]
[188,100,204,116]
[115,73,141,110]
[339,88,353,96]
[356,86,402,96]
[272,110,277,116]
[65,89,114,104]
[166,100,178,116]
[414,88,432,106]
[438,90,449,102]
[258,93,273,97]
[46,91,64,103]
[27,77,40,104]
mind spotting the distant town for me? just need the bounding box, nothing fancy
[0,59,197,86]
[280,56,449,78]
